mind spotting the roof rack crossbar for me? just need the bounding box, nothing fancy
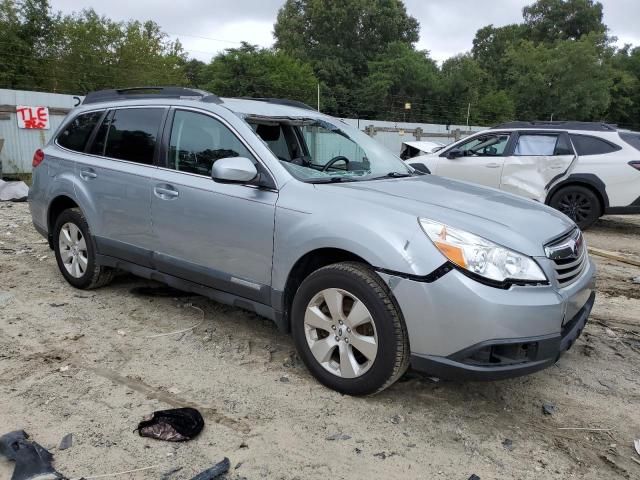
[490,121,617,132]
[82,86,222,105]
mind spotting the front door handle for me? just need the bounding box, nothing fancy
[80,168,97,180]
[154,185,179,199]
[485,163,502,168]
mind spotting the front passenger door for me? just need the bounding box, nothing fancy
[435,133,511,188]
[151,108,277,304]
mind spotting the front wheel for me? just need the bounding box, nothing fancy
[549,185,601,230]
[291,262,410,396]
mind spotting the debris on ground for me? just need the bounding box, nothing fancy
[189,457,230,480]
[468,475,481,480]
[58,433,73,451]
[632,276,640,285]
[502,438,514,451]
[634,438,640,456]
[136,407,204,442]
[542,402,556,416]
[326,433,351,441]
[0,430,65,480]
[0,180,28,202]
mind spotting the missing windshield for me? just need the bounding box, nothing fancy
[247,116,411,182]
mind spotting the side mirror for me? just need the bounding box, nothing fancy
[211,157,258,183]
[446,149,464,159]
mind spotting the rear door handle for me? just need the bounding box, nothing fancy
[485,163,501,168]
[154,185,179,199]
[80,168,97,180]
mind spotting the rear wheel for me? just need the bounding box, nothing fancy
[291,262,409,396]
[549,185,601,230]
[53,208,114,289]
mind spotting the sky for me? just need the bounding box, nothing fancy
[49,0,640,64]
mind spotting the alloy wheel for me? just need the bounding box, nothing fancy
[557,192,592,223]
[303,288,378,379]
[58,222,88,278]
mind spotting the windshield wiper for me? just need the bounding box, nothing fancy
[307,176,359,184]
[369,171,415,180]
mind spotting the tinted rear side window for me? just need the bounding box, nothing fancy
[570,134,621,156]
[57,111,103,152]
[103,108,164,164]
[619,132,640,152]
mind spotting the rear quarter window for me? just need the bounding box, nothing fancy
[570,134,621,156]
[619,132,640,152]
[57,111,103,152]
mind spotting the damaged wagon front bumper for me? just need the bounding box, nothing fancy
[378,257,596,381]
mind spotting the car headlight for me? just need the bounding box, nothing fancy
[418,218,547,283]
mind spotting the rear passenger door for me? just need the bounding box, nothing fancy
[151,108,277,304]
[79,106,167,266]
[500,131,575,202]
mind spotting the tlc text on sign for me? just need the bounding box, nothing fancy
[16,106,50,130]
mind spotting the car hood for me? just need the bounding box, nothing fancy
[328,175,575,257]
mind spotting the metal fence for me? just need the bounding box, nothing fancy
[0,88,487,176]
[0,89,80,176]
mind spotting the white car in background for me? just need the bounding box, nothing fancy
[406,121,640,229]
[399,140,445,160]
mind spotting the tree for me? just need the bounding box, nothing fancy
[357,42,438,121]
[203,43,317,105]
[504,34,611,120]
[606,45,640,129]
[523,0,607,43]
[471,24,526,87]
[274,0,419,114]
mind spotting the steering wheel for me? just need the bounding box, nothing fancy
[322,156,350,172]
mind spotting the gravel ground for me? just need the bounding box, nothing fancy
[1,202,639,480]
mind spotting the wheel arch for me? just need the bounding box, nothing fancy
[46,195,80,248]
[275,248,371,333]
[546,173,608,211]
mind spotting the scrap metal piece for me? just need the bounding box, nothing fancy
[0,430,66,480]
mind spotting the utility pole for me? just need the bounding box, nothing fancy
[466,103,471,127]
[317,83,320,112]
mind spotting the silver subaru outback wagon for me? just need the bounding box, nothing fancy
[29,87,595,395]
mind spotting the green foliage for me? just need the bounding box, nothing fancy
[0,0,639,130]
[357,42,438,120]
[203,43,317,105]
[274,0,420,113]
[522,0,606,43]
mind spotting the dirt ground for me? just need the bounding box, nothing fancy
[1,202,639,480]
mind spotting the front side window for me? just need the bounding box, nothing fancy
[570,134,621,156]
[169,110,254,176]
[103,108,164,164]
[57,111,103,152]
[456,134,510,156]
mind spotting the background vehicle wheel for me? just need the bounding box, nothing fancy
[549,185,601,230]
[291,262,409,396]
[53,208,114,289]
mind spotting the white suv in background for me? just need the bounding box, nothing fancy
[407,121,640,229]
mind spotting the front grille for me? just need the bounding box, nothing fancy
[545,229,588,288]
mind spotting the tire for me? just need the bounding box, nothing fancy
[53,208,114,289]
[291,262,410,396]
[549,185,601,230]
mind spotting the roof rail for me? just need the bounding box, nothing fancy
[237,97,316,111]
[82,87,222,105]
[490,121,617,132]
